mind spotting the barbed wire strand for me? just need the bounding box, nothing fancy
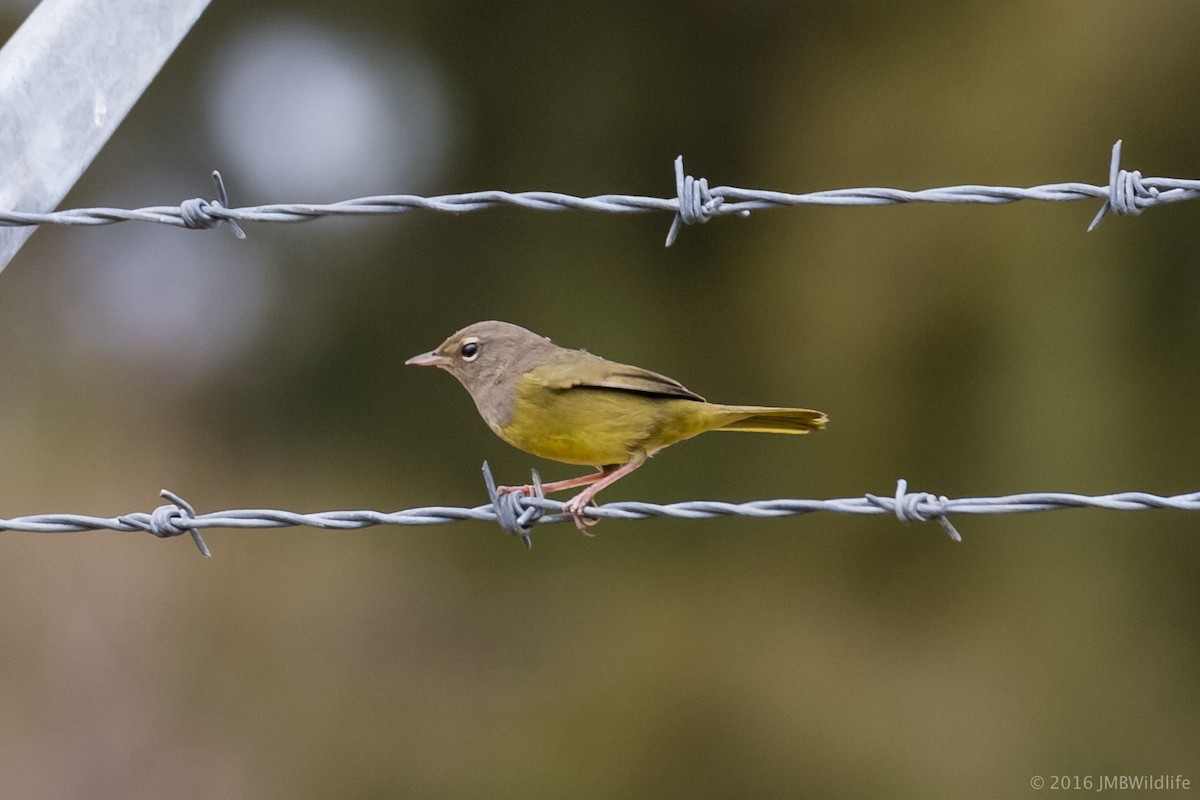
[4,465,1199,555]
[0,140,1195,246]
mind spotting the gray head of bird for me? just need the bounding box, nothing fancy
[405,320,560,402]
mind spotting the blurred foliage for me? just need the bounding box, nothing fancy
[0,1,1198,797]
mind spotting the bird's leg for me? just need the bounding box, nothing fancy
[563,453,646,532]
[498,467,606,497]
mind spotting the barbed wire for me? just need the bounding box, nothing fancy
[3,142,1195,553]
[0,141,1195,246]
[3,466,1198,555]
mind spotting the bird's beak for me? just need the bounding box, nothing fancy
[405,350,450,368]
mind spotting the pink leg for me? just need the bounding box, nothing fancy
[499,467,607,497]
[563,454,646,532]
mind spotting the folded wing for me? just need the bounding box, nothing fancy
[527,351,706,402]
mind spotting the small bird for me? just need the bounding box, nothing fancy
[406,321,827,530]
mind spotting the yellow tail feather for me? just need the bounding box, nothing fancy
[714,406,828,434]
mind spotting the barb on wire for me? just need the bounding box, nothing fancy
[118,489,211,557]
[482,459,538,550]
[176,171,245,239]
[0,140,1194,246]
[3,471,1199,555]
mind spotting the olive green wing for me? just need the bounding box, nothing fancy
[527,351,706,402]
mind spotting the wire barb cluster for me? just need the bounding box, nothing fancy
[0,140,1194,246]
[3,469,1199,555]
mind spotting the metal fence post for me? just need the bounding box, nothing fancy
[0,0,212,272]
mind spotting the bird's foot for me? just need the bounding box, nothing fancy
[562,493,600,535]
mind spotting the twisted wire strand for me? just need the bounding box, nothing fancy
[0,141,1192,245]
[3,477,1199,556]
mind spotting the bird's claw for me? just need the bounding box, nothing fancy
[563,495,600,535]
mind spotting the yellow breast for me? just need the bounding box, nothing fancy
[496,379,719,466]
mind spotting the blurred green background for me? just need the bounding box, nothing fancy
[1,1,1198,797]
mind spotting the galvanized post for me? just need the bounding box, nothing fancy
[0,0,212,272]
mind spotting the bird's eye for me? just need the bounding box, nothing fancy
[460,339,480,361]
